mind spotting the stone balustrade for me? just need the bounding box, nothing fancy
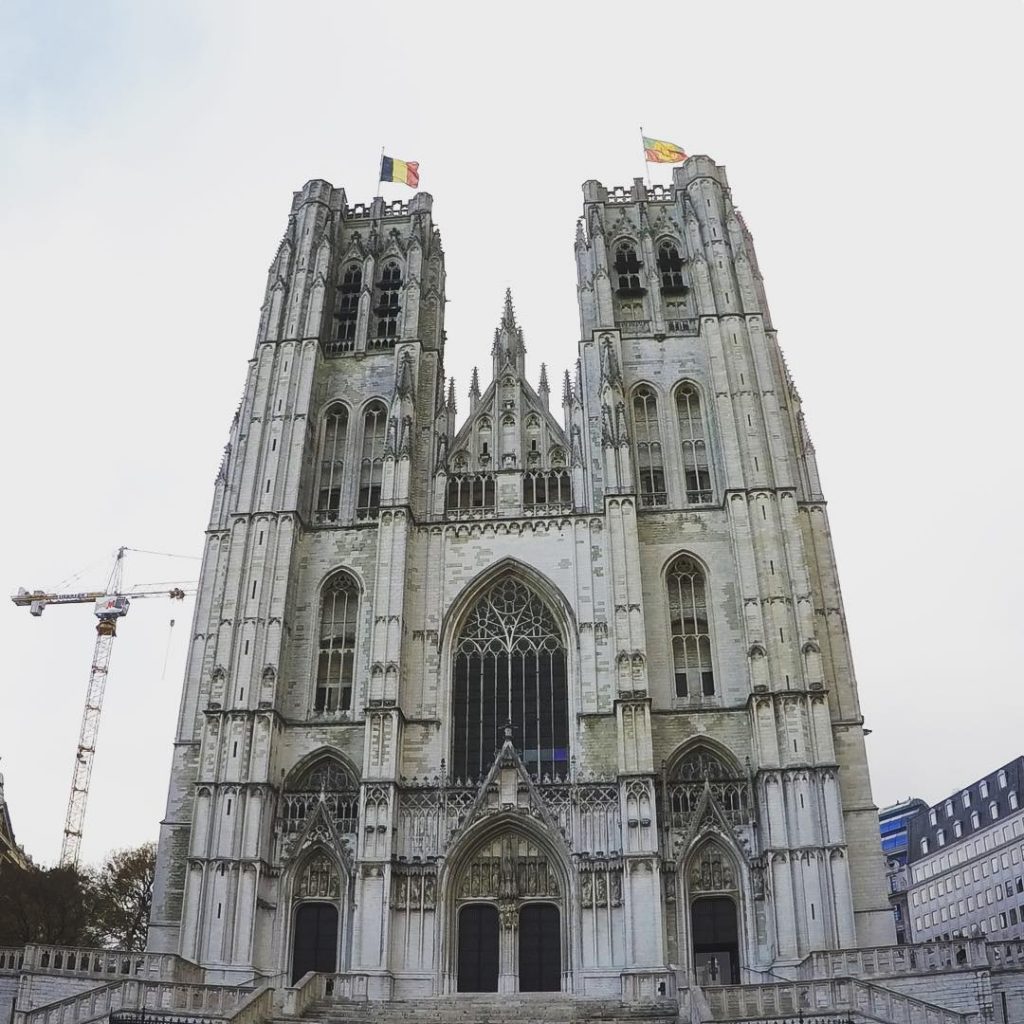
[14,979,257,1024]
[701,977,969,1024]
[18,946,203,984]
[797,940,988,980]
[0,948,24,973]
[987,938,1024,970]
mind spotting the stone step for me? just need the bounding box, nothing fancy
[279,994,678,1024]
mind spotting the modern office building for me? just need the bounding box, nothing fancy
[907,757,1024,944]
[879,798,927,944]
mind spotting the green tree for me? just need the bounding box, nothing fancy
[90,843,156,951]
[0,863,95,945]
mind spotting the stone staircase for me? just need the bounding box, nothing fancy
[276,994,678,1024]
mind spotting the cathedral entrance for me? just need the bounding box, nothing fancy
[518,902,560,991]
[691,896,739,986]
[457,904,499,991]
[291,902,338,983]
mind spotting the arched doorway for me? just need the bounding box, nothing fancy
[518,903,560,991]
[691,896,739,985]
[292,902,338,983]
[289,851,344,983]
[687,843,741,986]
[457,904,499,992]
[449,830,565,993]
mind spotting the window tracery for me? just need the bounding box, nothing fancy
[281,755,359,836]
[675,383,713,504]
[665,745,749,833]
[667,555,714,697]
[633,387,666,506]
[331,264,361,351]
[657,241,685,292]
[315,404,348,523]
[357,402,387,517]
[372,260,402,343]
[315,572,359,713]
[451,577,569,781]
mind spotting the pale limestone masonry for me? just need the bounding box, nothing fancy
[2,157,1008,1022]
[143,159,896,991]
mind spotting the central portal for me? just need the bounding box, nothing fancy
[518,902,560,991]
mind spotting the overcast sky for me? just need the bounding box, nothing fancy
[1,1,1021,868]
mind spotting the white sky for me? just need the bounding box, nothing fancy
[1,1,1021,868]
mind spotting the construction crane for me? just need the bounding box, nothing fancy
[11,547,196,867]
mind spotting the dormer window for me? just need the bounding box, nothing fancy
[614,242,643,294]
[657,241,686,293]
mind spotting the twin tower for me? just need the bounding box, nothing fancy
[148,157,893,994]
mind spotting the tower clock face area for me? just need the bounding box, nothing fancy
[146,164,896,993]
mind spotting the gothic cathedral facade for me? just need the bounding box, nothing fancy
[148,156,894,993]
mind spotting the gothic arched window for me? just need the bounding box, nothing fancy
[633,387,666,506]
[452,577,569,782]
[316,404,348,522]
[675,383,713,504]
[374,261,402,341]
[333,264,362,348]
[613,242,642,292]
[282,755,359,835]
[315,572,359,713]
[357,402,387,518]
[667,555,715,698]
[657,241,685,291]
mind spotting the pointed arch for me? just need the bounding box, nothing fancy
[448,574,570,782]
[314,402,350,522]
[673,380,714,504]
[663,552,716,699]
[629,383,665,506]
[438,558,577,656]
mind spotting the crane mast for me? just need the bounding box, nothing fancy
[11,547,193,867]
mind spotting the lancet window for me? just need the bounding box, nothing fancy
[657,241,685,292]
[667,555,714,697]
[332,264,361,350]
[447,473,496,514]
[633,387,666,506]
[315,404,348,523]
[675,383,713,504]
[281,755,359,836]
[373,260,402,342]
[315,571,359,712]
[614,242,643,292]
[522,470,571,509]
[451,577,569,782]
[356,402,387,518]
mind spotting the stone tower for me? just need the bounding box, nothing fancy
[148,158,893,994]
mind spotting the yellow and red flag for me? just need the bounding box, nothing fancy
[380,155,420,188]
[643,136,688,164]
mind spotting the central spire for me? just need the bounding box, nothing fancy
[491,288,526,378]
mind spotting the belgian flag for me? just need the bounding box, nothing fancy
[380,155,420,188]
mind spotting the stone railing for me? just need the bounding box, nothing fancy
[18,946,204,984]
[986,939,1024,969]
[618,319,651,336]
[14,979,257,1024]
[701,978,969,1024]
[0,947,24,973]
[797,940,988,980]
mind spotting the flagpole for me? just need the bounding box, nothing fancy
[639,125,652,188]
[375,146,384,198]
